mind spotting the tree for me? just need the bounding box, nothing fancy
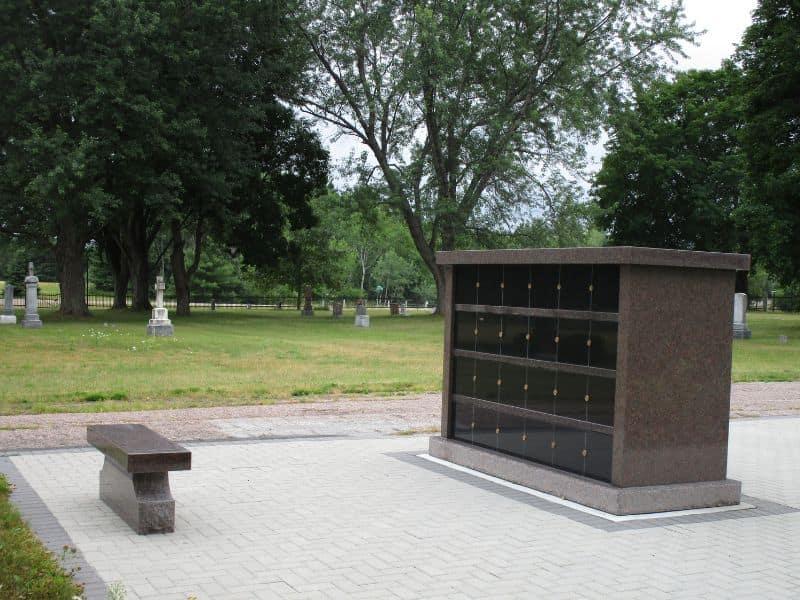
[737,0,800,285]
[593,66,746,251]
[295,0,692,310]
[0,1,326,315]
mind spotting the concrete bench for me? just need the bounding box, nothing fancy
[87,424,191,534]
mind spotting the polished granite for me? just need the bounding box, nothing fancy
[87,424,191,473]
[437,247,748,513]
[87,424,191,534]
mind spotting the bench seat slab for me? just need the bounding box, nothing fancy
[87,424,191,473]
[99,457,176,534]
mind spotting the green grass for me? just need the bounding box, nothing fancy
[0,280,60,294]
[0,308,797,415]
[732,312,800,382]
[0,308,444,415]
[0,474,84,599]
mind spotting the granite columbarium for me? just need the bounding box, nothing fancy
[21,262,42,328]
[429,246,750,515]
[1,283,16,325]
[732,292,752,339]
[146,276,174,337]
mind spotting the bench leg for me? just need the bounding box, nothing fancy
[99,457,176,534]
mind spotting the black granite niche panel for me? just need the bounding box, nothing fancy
[454,311,477,351]
[559,265,594,311]
[557,319,591,366]
[472,403,498,449]
[524,420,554,465]
[587,376,615,426]
[455,265,479,305]
[589,320,618,370]
[474,359,501,402]
[497,410,526,457]
[532,265,560,308]
[498,363,527,408]
[477,265,503,306]
[502,315,529,358]
[502,265,531,308]
[475,313,503,355]
[452,356,476,398]
[586,431,613,481]
[527,368,557,414]
[530,317,558,361]
[591,265,620,312]
[554,372,588,421]
[452,398,473,442]
[553,426,587,476]
[449,261,620,483]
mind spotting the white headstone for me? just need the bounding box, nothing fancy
[21,262,42,328]
[0,283,16,325]
[732,293,751,339]
[147,276,174,336]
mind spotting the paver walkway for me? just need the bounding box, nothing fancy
[2,417,800,599]
[1,381,799,451]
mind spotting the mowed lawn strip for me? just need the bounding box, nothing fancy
[0,309,443,414]
[0,309,797,415]
[733,312,800,382]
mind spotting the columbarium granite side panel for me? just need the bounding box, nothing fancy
[612,265,735,487]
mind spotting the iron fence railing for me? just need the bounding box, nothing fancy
[748,295,800,312]
[0,290,434,311]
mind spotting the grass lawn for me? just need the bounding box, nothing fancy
[0,308,797,415]
[0,308,444,415]
[733,312,800,382]
[0,475,84,599]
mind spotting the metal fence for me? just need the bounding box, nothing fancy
[748,296,800,312]
[1,290,433,311]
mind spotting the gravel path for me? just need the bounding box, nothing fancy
[1,382,799,451]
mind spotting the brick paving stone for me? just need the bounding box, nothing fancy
[1,418,799,599]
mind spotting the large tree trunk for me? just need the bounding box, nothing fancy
[55,218,89,317]
[122,211,154,311]
[104,235,129,309]
[169,219,204,317]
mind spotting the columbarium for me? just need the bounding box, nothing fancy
[429,247,750,515]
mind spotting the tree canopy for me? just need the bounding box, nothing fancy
[594,66,746,252]
[296,0,693,310]
[0,0,327,315]
[737,0,800,285]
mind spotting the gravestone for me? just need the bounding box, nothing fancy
[355,299,370,327]
[331,301,343,318]
[302,286,314,317]
[21,263,42,329]
[399,301,409,317]
[732,293,752,339]
[1,283,16,325]
[390,302,400,316]
[146,276,174,337]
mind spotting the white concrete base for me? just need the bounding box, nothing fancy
[147,321,174,337]
[21,316,42,328]
[0,314,16,325]
[355,315,370,327]
[419,453,754,523]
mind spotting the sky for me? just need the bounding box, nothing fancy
[323,0,759,180]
